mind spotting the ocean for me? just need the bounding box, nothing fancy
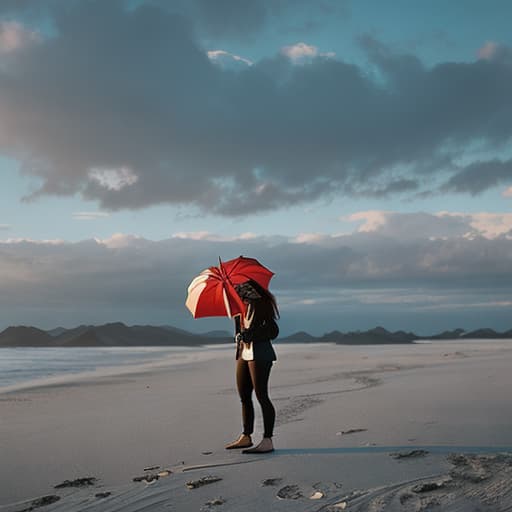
[1,339,510,390]
[0,346,211,389]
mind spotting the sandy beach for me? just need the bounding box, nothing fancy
[1,340,512,511]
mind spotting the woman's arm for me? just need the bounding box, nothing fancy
[242,318,279,342]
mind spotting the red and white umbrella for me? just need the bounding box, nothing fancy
[185,256,274,319]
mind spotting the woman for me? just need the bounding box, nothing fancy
[225,279,279,454]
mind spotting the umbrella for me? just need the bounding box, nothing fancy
[185,256,274,319]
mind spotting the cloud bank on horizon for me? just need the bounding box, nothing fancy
[0,0,511,215]
[1,210,511,334]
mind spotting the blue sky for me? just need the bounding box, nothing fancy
[1,0,512,335]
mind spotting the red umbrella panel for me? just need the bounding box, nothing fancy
[217,256,274,290]
[185,256,274,319]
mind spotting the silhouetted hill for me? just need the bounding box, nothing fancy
[2,323,512,347]
[423,328,466,340]
[1,323,229,347]
[278,331,317,343]
[321,326,417,344]
[46,327,68,337]
[159,325,196,336]
[461,328,503,339]
[51,322,231,347]
[0,326,54,347]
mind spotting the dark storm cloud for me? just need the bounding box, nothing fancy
[1,1,512,216]
[443,159,512,195]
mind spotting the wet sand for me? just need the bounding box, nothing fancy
[1,341,512,511]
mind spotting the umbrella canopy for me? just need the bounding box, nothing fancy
[185,256,274,319]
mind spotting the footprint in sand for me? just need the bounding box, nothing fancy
[95,492,111,499]
[54,477,97,489]
[186,475,223,489]
[261,477,283,486]
[276,484,303,500]
[336,428,368,436]
[202,496,225,509]
[313,481,343,493]
[17,495,61,512]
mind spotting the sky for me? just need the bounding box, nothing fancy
[1,0,512,336]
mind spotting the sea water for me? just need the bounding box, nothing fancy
[0,346,223,389]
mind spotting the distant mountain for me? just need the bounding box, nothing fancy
[423,328,466,340]
[159,325,196,336]
[51,322,231,347]
[0,323,231,348]
[1,323,512,348]
[461,328,503,339]
[321,326,417,345]
[279,331,317,343]
[46,327,68,337]
[0,326,54,347]
[280,327,416,344]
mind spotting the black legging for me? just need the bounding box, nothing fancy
[236,359,275,438]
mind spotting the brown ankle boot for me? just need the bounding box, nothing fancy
[225,434,253,450]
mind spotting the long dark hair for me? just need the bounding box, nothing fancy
[244,279,280,321]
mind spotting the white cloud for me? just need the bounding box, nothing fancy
[1,238,64,245]
[72,212,110,221]
[207,49,253,68]
[0,224,10,230]
[94,233,144,249]
[172,231,257,242]
[478,41,499,60]
[172,231,214,241]
[88,167,139,191]
[346,210,512,240]
[280,42,335,63]
[463,212,512,239]
[0,21,40,54]
[293,233,327,244]
[346,211,389,233]
[503,186,512,198]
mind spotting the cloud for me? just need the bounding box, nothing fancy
[478,41,499,60]
[172,231,257,241]
[1,3,512,216]
[442,159,512,195]
[460,212,512,239]
[280,42,335,63]
[0,224,10,230]
[88,167,139,191]
[347,210,512,240]
[1,211,512,331]
[477,41,512,65]
[348,211,472,239]
[503,186,512,197]
[207,49,253,69]
[0,20,40,54]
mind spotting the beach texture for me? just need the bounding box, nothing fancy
[1,341,512,511]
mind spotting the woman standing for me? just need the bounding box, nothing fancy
[225,280,279,454]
